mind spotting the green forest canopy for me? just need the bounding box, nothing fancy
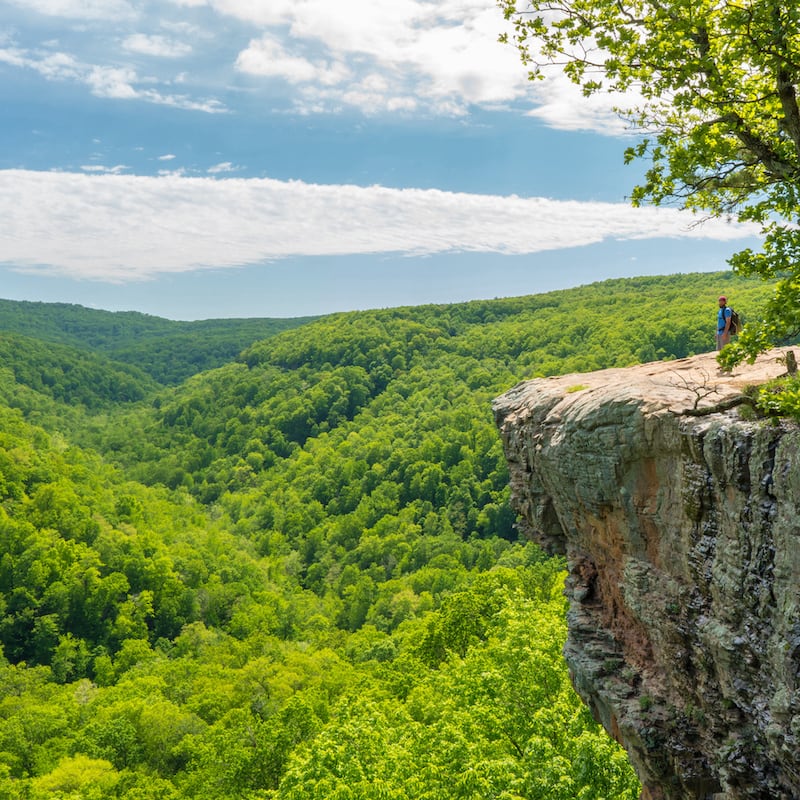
[0,272,776,799]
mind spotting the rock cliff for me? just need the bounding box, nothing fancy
[493,349,800,800]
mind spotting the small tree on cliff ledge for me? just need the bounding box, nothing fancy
[499,0,800,366]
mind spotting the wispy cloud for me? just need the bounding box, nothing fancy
[0,42,225,113]
[0,170,760,282]
[4,0,136,21]
[80,164,129,173]
[207,162,237,174]
[122,34,193,58]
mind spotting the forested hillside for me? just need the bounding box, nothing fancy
[0,272,773,799]
[0,299,316,385]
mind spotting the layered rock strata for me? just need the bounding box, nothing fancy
[493,349,800,800]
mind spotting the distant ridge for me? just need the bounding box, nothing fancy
[0,298,317,384]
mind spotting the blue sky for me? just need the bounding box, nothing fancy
[1,0,761,320]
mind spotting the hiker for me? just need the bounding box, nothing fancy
[716,295,733,350]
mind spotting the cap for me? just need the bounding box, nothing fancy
[718,295,727,302]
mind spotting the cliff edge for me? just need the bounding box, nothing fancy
[493,349,800,800]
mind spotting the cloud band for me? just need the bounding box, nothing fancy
[0,169,760,282]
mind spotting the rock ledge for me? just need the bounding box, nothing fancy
[493,349,800,800]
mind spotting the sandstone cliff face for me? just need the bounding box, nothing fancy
[493,350,800,800]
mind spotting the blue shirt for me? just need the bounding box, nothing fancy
[718,306,732,333]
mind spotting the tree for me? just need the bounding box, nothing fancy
[499,0,800,365]
[29,755,119,800]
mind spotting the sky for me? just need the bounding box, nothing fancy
[1,0,762,320]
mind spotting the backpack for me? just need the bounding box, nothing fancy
[728,308,741,334]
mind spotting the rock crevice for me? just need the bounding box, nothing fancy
[493,350,800,800]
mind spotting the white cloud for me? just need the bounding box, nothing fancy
[4,0,136,20]
[287,0,430,56]
[80,164,129,173]
[0,47,32,69]
[523,65,642,134]
[0,170,761,282]
[122,34,193,59]
[0,44,226,113]
[158,154,177,161]
[24,50,83,81]
[207,162,236,173]
[235,34,347,85]
[86,64,139,99]
[172,0,301,26]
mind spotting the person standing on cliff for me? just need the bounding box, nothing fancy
[716,295,733,350]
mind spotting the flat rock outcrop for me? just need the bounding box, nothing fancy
[493,349,800,800]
